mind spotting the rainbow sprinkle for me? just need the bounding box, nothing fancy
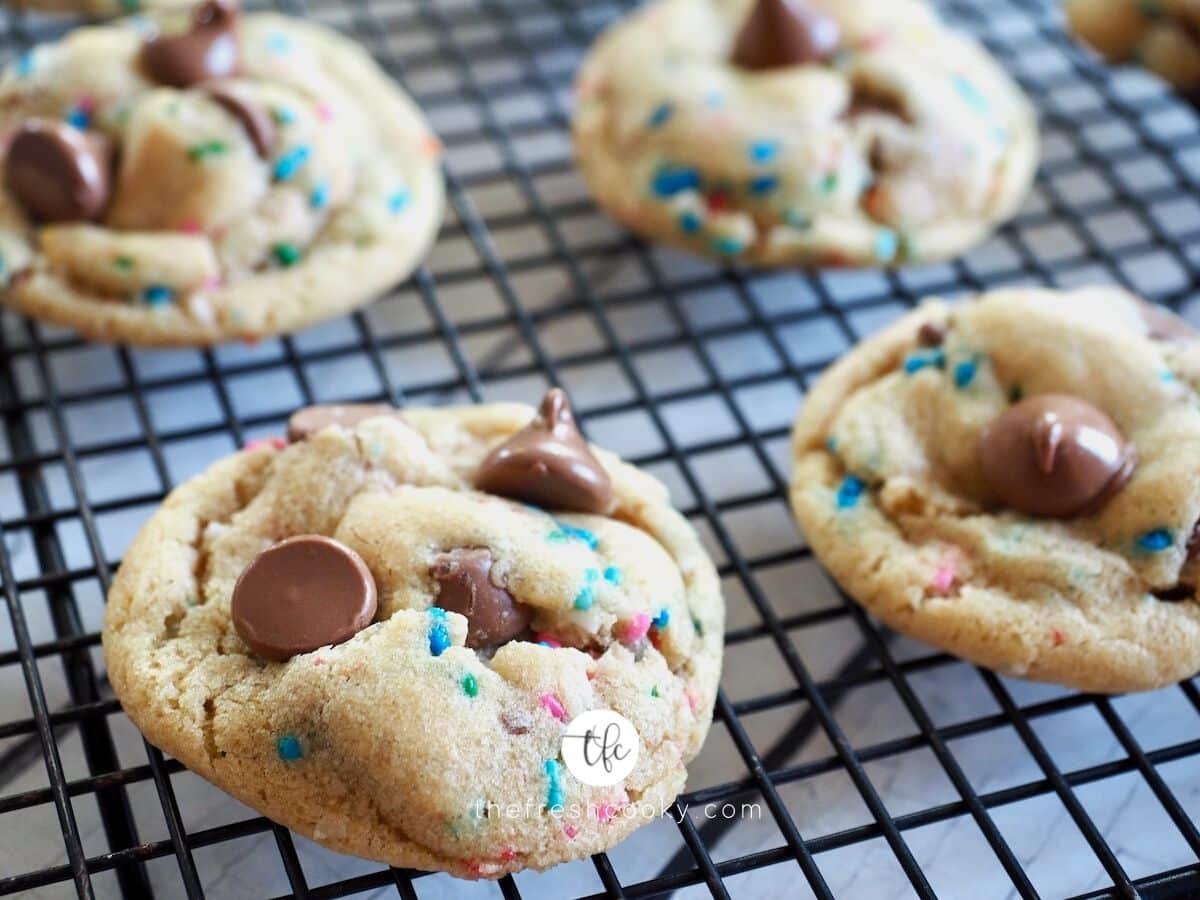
[651,165,700,198]
[273,145,311,182]
[1137,529,1173,552]
[748,139,779,164]
[836,475,864,510]
[428,607,451,656]
[903,348,945,373]
[310,180,329,210]
[276,735,303,760]
[388,188,411,214]
[647,102,674,128]
[678,209,702,234]
[548,522,598,549]
[141,285,174,307]
[953,358,979,389]
[272,243,301,267]
[544,759,565,811]
[539,692,567,722]
[652,608,670,629]
[461,673,478,697]
[574,568,600,610]
[621,612,652,644]
[603,566,621,585]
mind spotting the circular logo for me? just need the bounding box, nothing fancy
[560,710,640,787]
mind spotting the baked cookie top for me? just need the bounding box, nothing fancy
[1068,0,1200,98]
[790,287,1200,692]
[103,391,724,877]
[571,0,1038,267]
[0,2,443,345]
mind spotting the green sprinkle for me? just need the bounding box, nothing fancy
[272,242,301,267]
[650,686,660,698]
[820,172,838,194]
[461,673,478,698]
[188,140,229,161]
[113,255,134,272]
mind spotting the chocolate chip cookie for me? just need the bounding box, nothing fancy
[1068,0,1200,99]
[790,287,1200,692]
[572,0,1038,267]
[0,1,443,345]
[103,390,724,876]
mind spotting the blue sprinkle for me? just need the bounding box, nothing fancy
[953,74,989,115]
[310,180,329,210]
[903,349,945,374]
[273,145,311,182]
[748,174,779,196]
[1161,369,1177,383]
[711,235,745,255]
[954,358,979,389]
[266,31,293,54]
[65,107,89,129]
[652,608,670,629]
[544,759,564,811]
[785,209,811,230]
[276,735,303,761]
[1137,529,1173,552]
[428,607,451,656]
[825,436,838,452]
[142,284,174,306]
[273,106,297,125]
[16,50,34,77]
[548,522,599,550]
[874,228,898,263]
[603,566,621,585]
[836,475,865,510]
[678,209,702,234]
[647,102,674,128]
[574,568,599,610]
[651,164,700,198]
[748,139,779,164]
[388,188,411,214]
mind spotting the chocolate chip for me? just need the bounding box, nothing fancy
[5,120,112,224]
[475,389,613,514]
[917,322,945,346]
[1153,584,1195,603]
[231,534,377,662]
[978,394,1136,519]
[141,0,239,89]
[200,80,275,158]
[286,403,402,443]
[731,0,841,71]
[431,548,532,648]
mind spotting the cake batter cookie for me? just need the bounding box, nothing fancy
[1068,0,1200,98]
[0,0,443,345]
[103,390,724,876]
[790,287,1200,692]
[572,0,1038,267]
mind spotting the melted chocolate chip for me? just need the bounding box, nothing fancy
[286,403,402,443]
[231,534,377,661]
[731,0,841,71]
[432,548,532,648]
[978,394,1136,519]
[917,321,945,347]
[141,0,239,88]
[1153,584,1195,603]
[475,388,613,514]
[5,121,112,223]
[200,80,274,157]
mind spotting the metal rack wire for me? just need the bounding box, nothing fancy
[2,0,1200,897]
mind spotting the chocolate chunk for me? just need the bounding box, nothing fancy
[978,394,1136,519]
[231,534,377,662]
[141,0,239,88]
[200,80,275,157]
[917,321,945,347]
[475,388,613,514]
[1153,584,1195,603]
[5,121,112,224]
[731,0,841,71]
[431,548,532,648]
[286,403,402,443]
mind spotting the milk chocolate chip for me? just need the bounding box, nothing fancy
[978,394,1136,519]
[432,548,532,648]
[141,0,239,88]
[475,388,613,514]
[286,403,402,443]
[5,121,112,223]
[231,534,377,661]
[200,80,275,157]
[731,0,841,70]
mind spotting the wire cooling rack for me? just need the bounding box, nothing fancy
[3,0,1200,897]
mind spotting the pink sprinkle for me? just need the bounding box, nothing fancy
[315,102,334,122]
[312,656,325,666]
[179,219,202,235]
[535,633,562,649]
[78,93,97,112]
[596,804,616,822]
[621,613,652,644]
[1052,628,1065,647]
[685,688,699,712]
[244,437,287,452]
[930,560,957,595]
[499,848,515,862]
[539,692,567,722]
[201,274,222,290]
[563,825,578,839]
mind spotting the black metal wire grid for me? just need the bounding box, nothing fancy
[3,0,1200,897]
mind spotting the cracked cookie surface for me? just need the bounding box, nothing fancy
[790,287,1200,692]
[0,7,443,345]
[571,0,1038,267]
[103,400,724,877]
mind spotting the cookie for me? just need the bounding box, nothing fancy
[1068,0,1200,98]
[103,390,724,877]
[789,286,1200,693]
[0,1,443,345]
[571,0,1038,267]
